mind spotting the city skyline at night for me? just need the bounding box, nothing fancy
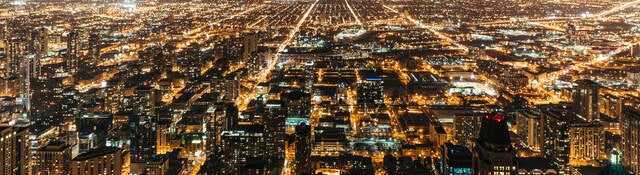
[1,0,640,174]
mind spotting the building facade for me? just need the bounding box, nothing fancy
[69,147,122,175]
[621,106,640,174]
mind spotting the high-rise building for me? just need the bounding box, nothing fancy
[224,103,239,130]
[568,122,604,164]
[472,113,517,175]
[247,49,271,78]
[599,94,622,118]
[104,80,125,114]
[61,87,79,121]
[4,37,25,78]
[264,104,286,161]
[242,32,258,60]
[516,109,542,152]
[0,126,30,175]
[221,125,267,174]
[573,79,600,122]
[621,106,640,174]
[293,123,311,175]
[214,36,244,63]
[132,85,159,116]
[29,27,47,78]
[34,141,71,175]
[541,109,572,173]
[88,33,101,65]
[453,112,484,145]
[129,115,157,162]
[69,147,122,175]
[441,143,472,175]
[281,90,311,117]
[76,113,113,152]
[66,30,80,75]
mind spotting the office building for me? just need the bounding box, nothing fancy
[453,112,484,145]
[129,115,157,161]
[541,109,572,173]
[0,126,30,175]
[442,143,473,175]
[568,122,604,164]
[34,141,72,175]
[621,106,640,174]
[69,147,122,175]
[132,85,159,116]
[66,30,80,75]
[517,109,542,152]
[293,123,311,174]
[221,125,267,174]
[472,113,517,175]
[573,79,600,122]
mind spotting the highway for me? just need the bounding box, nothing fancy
[344,0,363,27]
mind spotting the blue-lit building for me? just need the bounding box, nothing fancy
[442,142,472,175]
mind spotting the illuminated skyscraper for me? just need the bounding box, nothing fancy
[29,27,47,78]
[0,126,30,175]
[453,112,484,145]
[541,109,572,173]
[242,32,258,60]
[88,33,101,65]
[66,30,80,76]
[104,80,125,114]
[568,122,604,163]
[621,106,640,174]
[4,37,24,78]
[132,85,159,116]
[517,109,542,152]
[573,79,600,122]
[221,125,267,174]
[35,141,71,175]
[69,147,123,175]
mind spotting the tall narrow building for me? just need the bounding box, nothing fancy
[129,115,157,162]
[0,126,30,175]
[621,106,640,174]
[541,108,572,173]
[66,30,80,75]
[472,113,517,175]
[5,37,25,78]
[88,33,101,65]
[30,27,47,78]
[516,109,542,152]
[573,79,600,122]
[293,123,311,175]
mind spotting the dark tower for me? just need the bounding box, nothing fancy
[472,113,517,175]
